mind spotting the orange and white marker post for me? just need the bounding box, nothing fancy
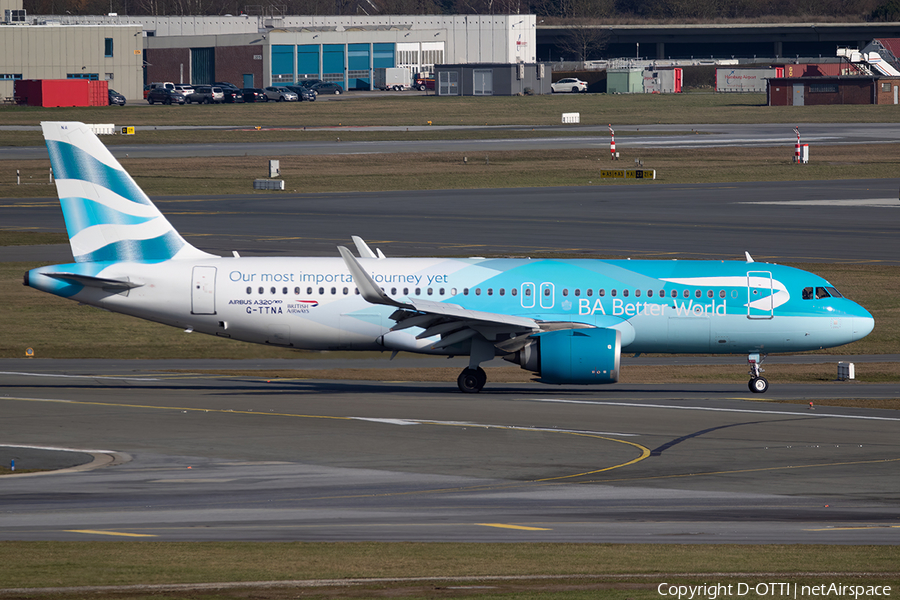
[609,124,616,160]
[793,126,801,163]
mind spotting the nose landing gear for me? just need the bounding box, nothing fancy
[748,353,769,393]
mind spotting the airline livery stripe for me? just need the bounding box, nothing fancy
[46,140,149,206]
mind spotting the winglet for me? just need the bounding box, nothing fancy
[338,246,409,309]
[351,236,377,259]
[745,251,754,263]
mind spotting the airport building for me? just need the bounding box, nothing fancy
[2,6,536,98]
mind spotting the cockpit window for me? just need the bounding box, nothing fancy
[815,286,830,299]
[802,287,813,300]
[826,286,843,298]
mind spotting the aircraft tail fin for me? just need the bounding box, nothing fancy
[41,121,214,263]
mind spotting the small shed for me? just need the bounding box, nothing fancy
[607,67,643,94]
[433,63,551,96]
[767,76,900,105]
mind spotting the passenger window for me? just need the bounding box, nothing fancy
[586,289,592,297]
[440,288,446,295]
[294,287,300,295]
[511,288,517,296]
[451,288,457,295]
[330,287,336,295]
[487,288,492,296]
[719,290,726,298]
[246,287,252,294]
[343,287,349,295]
[355,288,360,295]
[562,289,569,297]
[599,289,605,297]
[318,287,324,295]
[611,289,617,297]
[544,288,551,296]
[283,287,288,294]
[707,290,713,298]
[307,287,313,295]
[635,289,641,297]
[671,290,677,298]
[647,290,653,297]
[524,288,530,296]
[475,288,481,296]
[695,290,702,298]
[391,287,397,295]
[683,290,690,298]
[815,287,830,299]
[623,289,629,297]
[659,290,665,297]
[416,288,421,296]
[464,288,469,295]
[258,287,264,294]
[403,287,409,295]
[427,288,433,295]
[499,288,505,296]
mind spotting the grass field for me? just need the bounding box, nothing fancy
[3,93,900,130]
[4,143,900,198]
[1,542,897,598]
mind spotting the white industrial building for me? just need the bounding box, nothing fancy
[1,4,537,99]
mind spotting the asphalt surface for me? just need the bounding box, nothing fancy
[3,123,900,160]
[3,178,899,264]
[1,364,898,543]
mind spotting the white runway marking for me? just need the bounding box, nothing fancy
[0,371,160,381]
[738,198,899,207]
[351,416,638,436]
[529,399,900,422]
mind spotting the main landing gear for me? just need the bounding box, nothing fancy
[457,367,487,393]
[748,352,769,393]
[457,337,494,393]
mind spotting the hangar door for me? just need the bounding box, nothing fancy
[473,69,493,96]
[191,48,214,86]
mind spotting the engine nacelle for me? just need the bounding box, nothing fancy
[503,327,621,385]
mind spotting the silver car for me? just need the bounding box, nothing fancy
[264,86,299,102]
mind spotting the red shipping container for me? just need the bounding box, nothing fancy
[88,80,109,106]
[782,63,860,78]
[14,79,91,107]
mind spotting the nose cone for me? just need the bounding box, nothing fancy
[851,305,875,342]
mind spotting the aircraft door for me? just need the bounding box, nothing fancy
[191,266,217,315]
[747,271,774,319]
[539,282,555,310]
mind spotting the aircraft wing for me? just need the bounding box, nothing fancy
[338,246,589,351]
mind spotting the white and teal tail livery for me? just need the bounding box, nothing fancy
[42,121,212,263]
[27,121,874,394]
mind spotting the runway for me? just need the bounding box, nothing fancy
[3,123,900,160]
[3,178,899,264]
[1,364,898,543]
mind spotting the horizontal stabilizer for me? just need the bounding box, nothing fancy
[42,272,142,290]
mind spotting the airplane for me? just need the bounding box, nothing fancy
[24,121,875,394]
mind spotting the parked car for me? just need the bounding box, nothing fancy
[264,86,298,102]
[241,88,268,102]
[310,81,344,95]
[296,79,322,89]
[187,85,224,104]
[414,73,434,91]
[221,87,244,103]
[285,85,317,101]
[147,88,186,105]
[551,78,588,93]
[214,81,239,90]
[108,89,126,106]
[173,83,195,96]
